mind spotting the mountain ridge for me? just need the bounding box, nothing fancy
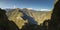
[6,8,52,29]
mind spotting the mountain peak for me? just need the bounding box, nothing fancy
[15,8,20,10]
[23,8,32,10]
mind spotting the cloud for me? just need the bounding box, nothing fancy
[27,8,32,9]
[40,9,51,11]
[1,7,11,9]
[33,9,51,11]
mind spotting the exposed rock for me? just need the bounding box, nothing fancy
[0,8,20,30]
[0,8,9,30]
[48,0,60,30]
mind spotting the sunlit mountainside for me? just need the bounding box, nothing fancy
[6,8,52,29]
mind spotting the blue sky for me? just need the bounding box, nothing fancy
[0,0,54,11]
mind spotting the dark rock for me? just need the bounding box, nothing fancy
[48,0,60,30]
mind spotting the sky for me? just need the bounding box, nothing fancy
[0,0,55,11]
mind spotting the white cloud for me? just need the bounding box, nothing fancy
[13,5,16,8]
[33,9,39,11]
[1,7,11,9]
[40,9,51,11]
[27,8,32,10]
[32,9,51,11]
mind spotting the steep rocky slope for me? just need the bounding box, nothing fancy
[0,8,21,30]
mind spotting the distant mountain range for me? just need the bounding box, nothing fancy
[6,8,52,29]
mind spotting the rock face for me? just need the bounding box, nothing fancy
[48,0,60,30]
[0,8,20,30]
[7,8,26,29]
[0,8,9,30]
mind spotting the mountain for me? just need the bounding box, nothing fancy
[6,8,52,29]
[0,8,21,30]
[0,8,9,30]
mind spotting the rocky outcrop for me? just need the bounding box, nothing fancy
[48,0,60,30]
[0,8,20,30]
[0,8,9,30]
[7,8,26,29]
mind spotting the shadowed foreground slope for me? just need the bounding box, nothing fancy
[48,0,60,30]
[0,8,20,30]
